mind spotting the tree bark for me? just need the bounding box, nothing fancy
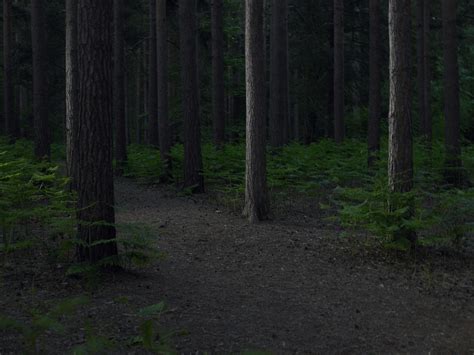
[212,0,225,147]
[269,0,289,147]
[157,0,172,177]
[243,0,269,223]
[388,0,415,244]
[65,0,78,179]
[114,0,127,174]
[442,0,464,185]
[368,0,381,166]
[416,0,425,138]
[388,0,413,194]
[179,0,204,192]
[148,0,159,147]
[333,0,344,143]
[3,0,19,139]
[31,0,50,159]
[75,0,118,263]
[423,0,432,143]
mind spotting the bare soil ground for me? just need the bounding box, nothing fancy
[1,178,473,354]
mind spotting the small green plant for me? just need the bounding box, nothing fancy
[334,174,474,250]
[66,222,163,281]
[0,139,75,263]
[71,322,116,355]
[0,296,89,354]
[127,301,175,353]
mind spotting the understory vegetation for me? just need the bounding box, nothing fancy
[1,138,473,352]
[124,139,474,250]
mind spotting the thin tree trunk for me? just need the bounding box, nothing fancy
[442,0,464,185]
[3,0,19,139]
[179,0,204,192]
[13,0,23,138]
[114,0,127,174]
[333,0,344,143]
[269,0,289,147]
[243,0,269,223]
[135,53,141,145]
[416,0,425,137]
[65,0,78,179]
[368,0,381,167]
[212,0,225,147]
[293,70,299,142]
[31,0,50,158]
[148,0,159,147]
[143,42,148,143]
[423,0,432,143]
[75,0,118,263]
[388,0,413,193]
[157,0,171,178]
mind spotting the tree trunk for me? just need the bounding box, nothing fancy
[333,0,344,143]
[31,0,50,159]
[388,0,413,194]
[269,0,289,147]
[442,0,464,186]
[368,0,381,166]
[212,0,225,147]
[293,70,299,142]
[65,0,78,179]
[143,42,148,143]
[423,0,432,143]
[179,0,204,192]
[157,0,172,177]
[135,53,142,144]
[113,0,127,174]
[416,0,425,138]
[243,0,269,223]
[3,0,19,139]
[388,0,415,243]
[75,0,118,263]
[148,0,159,147]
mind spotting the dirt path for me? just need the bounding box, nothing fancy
[113,179,474,353]
[1,178,473,353]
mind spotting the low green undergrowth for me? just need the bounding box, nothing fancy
[0,138,160,275]
[0,138,74,258]
[0,297,172,354]
[125,139,473,250]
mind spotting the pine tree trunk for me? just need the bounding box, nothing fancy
[388,0,413,194]
[388,0,415,243]
[3,0,19,139]
[179,0,204,192]
[416,0,426,138]
[243,0,269,223]
[65,0,78,179]
[113,0,127,174]
[135,53,141,145]
[293,70,299,142]
[368,0,381,166]
[75,0,118,263]
[147,0,159,147]
[423,0,432,143]
[157,0,171,177]
[269,0,289,147]
[333,0,344,143]
[212,0,225,147]
[442,0,464,186]
[31,0,50,159]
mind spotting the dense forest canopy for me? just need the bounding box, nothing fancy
[0,0,473,353]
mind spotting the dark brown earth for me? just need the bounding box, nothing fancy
[1,178,473,354]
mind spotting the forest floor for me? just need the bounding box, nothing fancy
[1,178,474,354]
